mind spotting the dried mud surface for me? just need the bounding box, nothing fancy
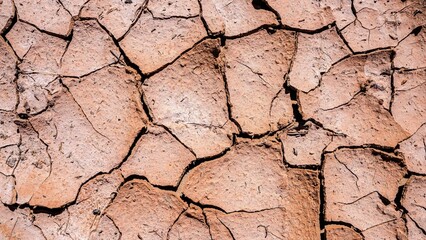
[0,0,425,239]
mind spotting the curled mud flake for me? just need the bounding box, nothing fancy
[119,8,206,74]
[267,0,355,30]
[281,121,332,166]
[143,39,237,158]
[289,27,351,92]
[60,20,121,77]
[392,69,426,135]
[0,0,14,35]
[398,123,426,174]
[200,0,277,36]
[105,179,187,239]
[81,0,147,39]
[224,29,296,135]
[342,0,426,52]
[0,37,18,112]
[120,125,196,187]
[14,0,73,37]
[325,225,363,240]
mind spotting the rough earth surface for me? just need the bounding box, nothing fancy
[0,0,425,239]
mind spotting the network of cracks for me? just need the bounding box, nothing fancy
[0,0,425,239]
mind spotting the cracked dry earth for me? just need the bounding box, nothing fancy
[0,1,426,240]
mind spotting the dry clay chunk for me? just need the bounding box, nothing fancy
[179,139,320,220]
[204,169,320,239]
[268,0,355,30]
[6,20,51,58]
[147,0,199,18]
[0,145,19,176]
[398,123,426,174]
[106,180,187,239]
[12,21,67,75]
[314,94,409,149]
[0,173,16,205]
[33,211,73,240]
[394,27,426,69]
[0,37,17,111]
[201,0,277,36]
[61,0,88,16]
[143,39,236,158]
[289,27,350,92]
[392,69,426,135]
[325,225,363,240]
[300,51,392,118]
[61,172,122,239]
[0,205,46,239]
[342,0,426,52]
[120,125,196,187]
[324,148,406,204]
[326,191,404,232]
[224,29,295,135]
[362,219,408,240]
[13,123,51,204]
[90,216,121,240]
[32,172,122,240]
[325,148,406,232]
[62,66,147,143]
[28,66,146,208]
[14,0,72,36]
[406,213,426,240]
[61,20,120,77]
[402,176,426,235]
[0,111,20,148]
[0,0,14,34]
[81,0,147,39]
[16,74,56,116]
[120,9,206,74]
[168,205,211,240]
[206,208,307,240]
[179,139,286,212]
[281,121,332,166]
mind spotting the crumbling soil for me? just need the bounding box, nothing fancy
[0,0,425,239]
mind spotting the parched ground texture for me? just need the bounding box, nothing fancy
[0,0,425,239]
